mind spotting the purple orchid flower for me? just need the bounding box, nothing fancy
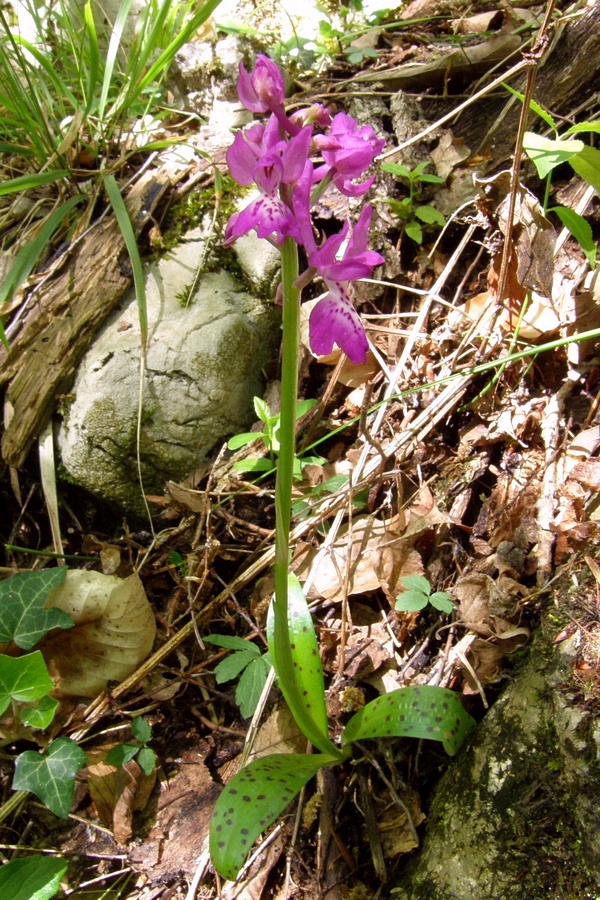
[225,122,312,246]
[307,205,384,364]
[237,54,285,114]
[313,112,386,197]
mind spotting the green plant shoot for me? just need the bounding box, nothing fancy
[395,574,454,614]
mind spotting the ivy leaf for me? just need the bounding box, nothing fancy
[342,685,476,756]
[0,652,54,716]
[210,752,337,881]
[21,694,59,730]
[0,569,73,650]
[236,655,271,718]
[0,855,68,900]
[13,736,87,817]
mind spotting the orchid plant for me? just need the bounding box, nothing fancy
[209,55,476,882]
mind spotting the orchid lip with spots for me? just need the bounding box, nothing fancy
[225,55,384,363]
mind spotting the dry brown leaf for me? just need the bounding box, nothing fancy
[371,787,425,858]
[87,747,157,843]
[41,570,156,696]
[454,573,522,637]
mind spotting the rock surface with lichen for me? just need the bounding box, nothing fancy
[391,633,600,899]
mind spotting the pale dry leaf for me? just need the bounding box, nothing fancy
[41,570,156,696]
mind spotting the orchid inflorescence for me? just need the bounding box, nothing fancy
[224,54,385,364]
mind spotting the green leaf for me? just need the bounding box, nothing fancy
[227,432,262,450]
[205,634,260,653]
[417,173,445,184]
[131,715,152,744]
[267,574,330,744]
[214,651,254,684]
[0,855,68,900]
[253,396,272,423]
[415,205,445,226]
[399,575,431,594]
[501,83,557,131]
[210,753,337,881]
[395,591,428,612]
[13,736,87,817]
[568,144,600,195]
[0,652,54,716]
[106,743,140,767]
[236,656,271,718]
[523,132,584,179]
[381,162,412,179]
[429,592,454,614]
[21,694,59,730]
[0,568,72,650]
[549,206,596,268]
[232,458,274,473]
[137,746,157,776]
[404,219,423,244]
[296,398,317,418]
[342,685,476,756]
[565,121,600,136]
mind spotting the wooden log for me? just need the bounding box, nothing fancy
[0,167,181,468]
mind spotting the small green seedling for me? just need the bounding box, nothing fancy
[106,716,157,776]
[228,396,325,478]
[204,635,271,719]
[381,161,445,244]
[395,574,454,614]
[210,575,475,881]
[507,86,600,269]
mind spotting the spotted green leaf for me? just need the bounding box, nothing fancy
[267,574,332,750]
[342,685,476,756]
[13,736,87,818]
[0,568,72,650]
[210,752,338,881]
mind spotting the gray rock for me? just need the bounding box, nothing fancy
[58,228,279,513]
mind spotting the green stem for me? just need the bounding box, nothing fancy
[273,236,300,655]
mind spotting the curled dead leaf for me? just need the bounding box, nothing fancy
[87,747,157,844]
[41,570,156,696]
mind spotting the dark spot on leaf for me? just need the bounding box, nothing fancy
[243,795,251,802]
[241,828,249,835]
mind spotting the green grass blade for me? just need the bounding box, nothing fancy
[82,0,100,115]
[98,0,133,124]
[103,174,147,349]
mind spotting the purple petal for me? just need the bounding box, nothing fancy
[333,173,375,198]
[253,155,284,196]
[309,284,369,364]
[226,130,260,186]
[237,62,266,113]
[281,126,312,184]
[292,160,317,255]
[251,55,285,109]
[226,194,301,246]
[308,222,350,273]
[345,204,373,257]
